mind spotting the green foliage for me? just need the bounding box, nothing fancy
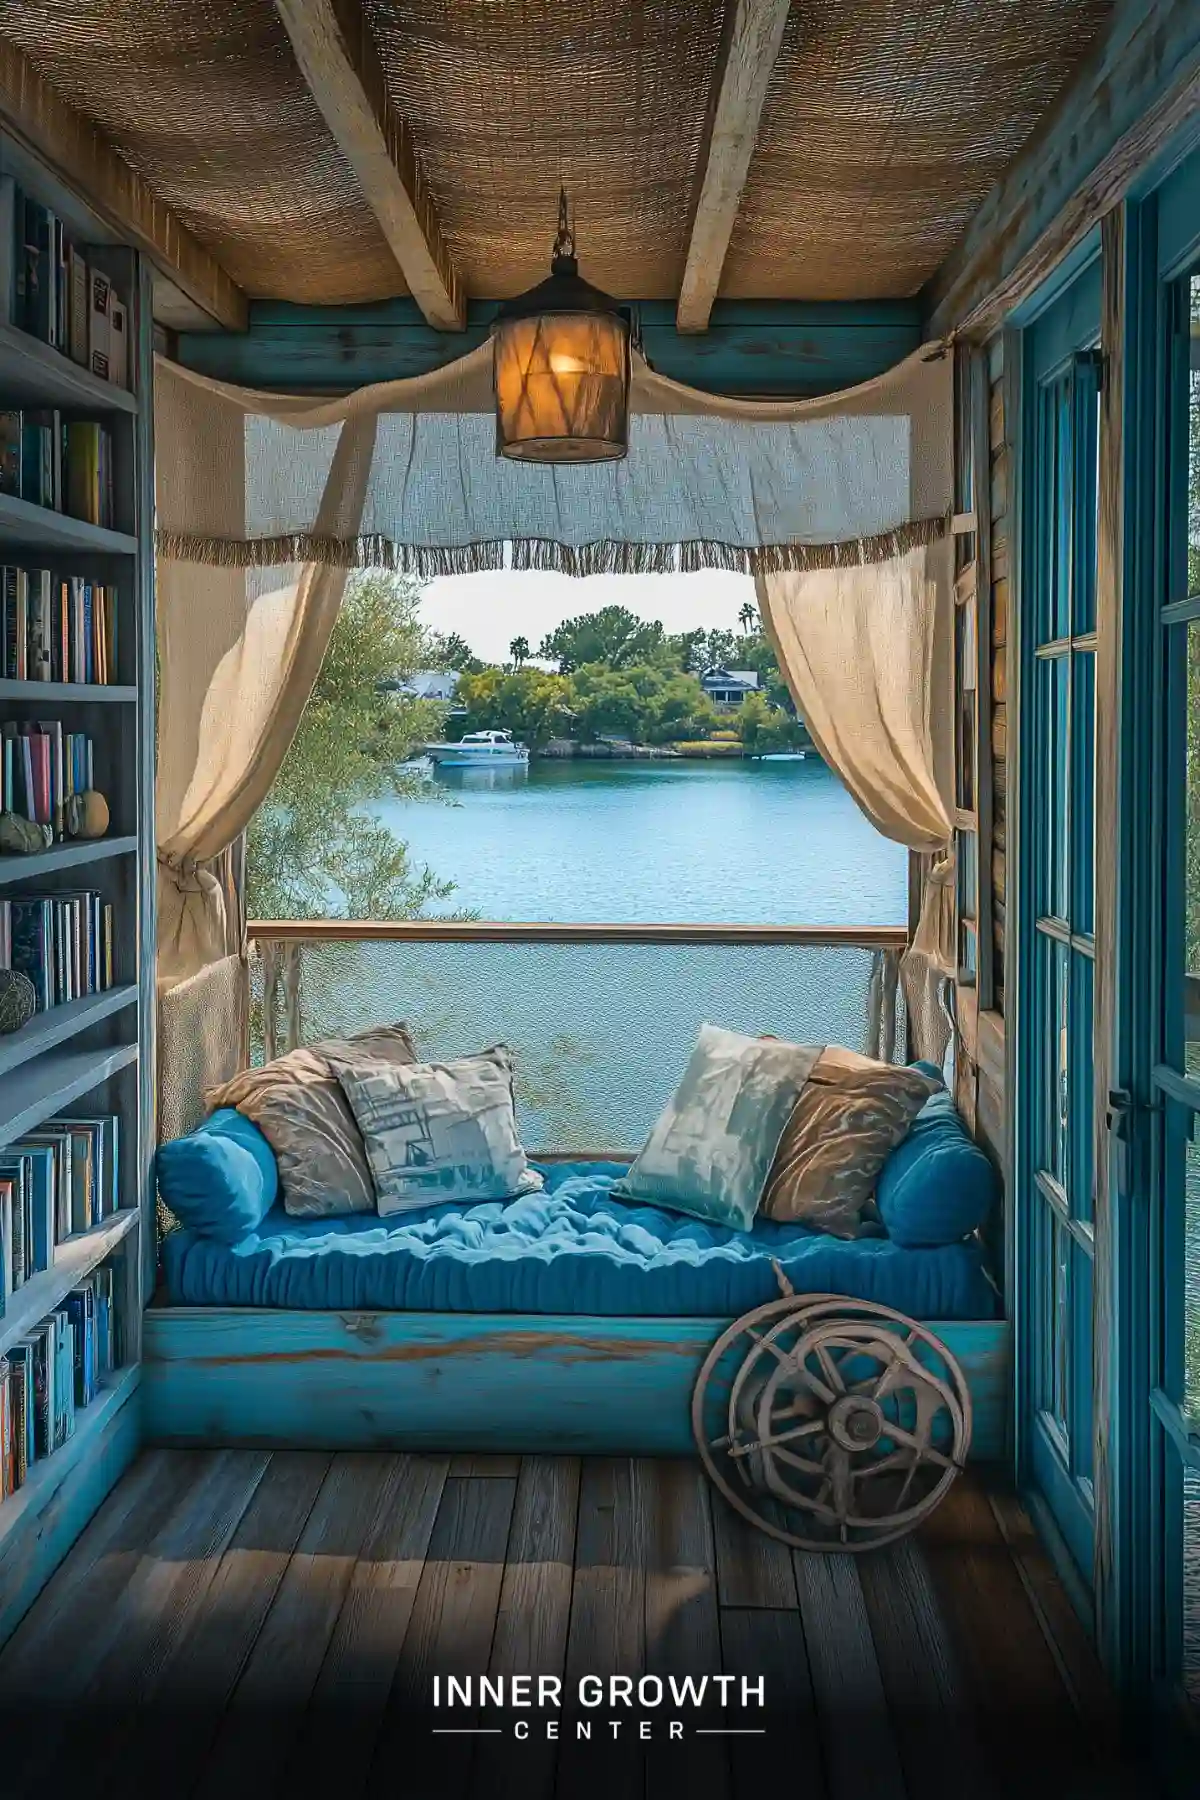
[456,666,575,749]
[539,604,667,672]
[568,661,718,745]
[509,635,531,667]
[427,628,483,674]
[737,689,806,754]
[247,572,458,922]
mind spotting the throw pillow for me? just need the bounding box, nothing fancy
[329,1043,543,1216]
[155,1108,278,1244]
[760,1045,940,1237]
[205,1024,418,1217]
[876,1087,997,1247]
[614,1024,824,1232]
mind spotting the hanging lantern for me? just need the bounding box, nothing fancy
[493,192,631,464]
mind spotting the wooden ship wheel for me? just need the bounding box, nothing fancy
[692,1294,972,1552]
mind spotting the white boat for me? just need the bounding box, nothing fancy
[423,729,530,768]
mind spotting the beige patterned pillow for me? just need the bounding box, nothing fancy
[205,1024,418,1217]
[759,1046,939,1238]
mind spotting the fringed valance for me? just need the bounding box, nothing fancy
[155,513,952,580]
[153,342,952,579]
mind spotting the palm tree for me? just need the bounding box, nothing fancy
[509,635,530,668]
[738,600,759,635]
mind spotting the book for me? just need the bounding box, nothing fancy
[88,269,110,382]
[108,292,128,389]
[0,175,17,326]
[68,247,88,365]
[0,410,20,497]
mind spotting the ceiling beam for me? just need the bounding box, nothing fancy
[676,0,791,335]
[274,0,465,331]
[0,38,247,332]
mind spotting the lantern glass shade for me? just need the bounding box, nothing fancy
[494,310,630,463]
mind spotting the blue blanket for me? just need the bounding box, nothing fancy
[161,1160,997,1319]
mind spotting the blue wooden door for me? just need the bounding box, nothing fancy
[1151,244,1200,1737]
[1019,267,1103,1588]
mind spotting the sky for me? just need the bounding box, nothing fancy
[417,569,754,666]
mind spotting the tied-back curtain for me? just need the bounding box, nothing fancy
[154,368,378,992]
[757,542,956,1064]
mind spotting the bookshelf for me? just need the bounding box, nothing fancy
[0,136,153,1646]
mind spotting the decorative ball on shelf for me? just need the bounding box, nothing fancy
[64,789,110,840]
[0,810,53,854]
[0,968,36,1035]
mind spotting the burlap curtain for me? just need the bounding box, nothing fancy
[757,543,956,1063]
[154,372,378,992]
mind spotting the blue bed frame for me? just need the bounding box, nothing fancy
[141,1306,1011,1460]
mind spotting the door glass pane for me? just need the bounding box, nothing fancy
[1187,1126,1200,1425]
[1070,1239,1094,1478]
[1070,951,1094,1223]
[1039,653,1070,921]
[1186,620,1200,1070]
[1040,932,1070,1185]
[1189,276,1200,597]
[1073,649,1096,936]
[1051,1215,1070,1432]
[1048,377,1073,640]
[1186,1466,1200,1707]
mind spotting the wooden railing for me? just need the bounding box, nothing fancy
[249,920,910,947]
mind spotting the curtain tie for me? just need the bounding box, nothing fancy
[157,849,212,893]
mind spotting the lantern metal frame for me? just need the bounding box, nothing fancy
[492,191,632,464]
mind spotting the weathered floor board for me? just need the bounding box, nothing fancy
[0,1453,1160,1800]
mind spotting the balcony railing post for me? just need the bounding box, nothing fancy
[282,941,303,1054]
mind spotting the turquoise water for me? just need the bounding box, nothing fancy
[372,756,907,925]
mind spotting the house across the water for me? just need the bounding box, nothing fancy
[700,666,760,709]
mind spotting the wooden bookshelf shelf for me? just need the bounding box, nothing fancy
[0,679,136,702]
[0,833,137,882]
[0,1041,138,1151]
[0,493,136,557]
[0,984,137,1079]
[0,320,139,415]
[0,1209,138,1361]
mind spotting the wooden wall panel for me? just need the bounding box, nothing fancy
[951,335,1012,1232]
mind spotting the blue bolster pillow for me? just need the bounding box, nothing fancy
[877,1080,997,1248]
[156,1107,278,1244]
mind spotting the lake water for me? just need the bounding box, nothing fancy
[372,755,907,925]
[286,759,912,1148]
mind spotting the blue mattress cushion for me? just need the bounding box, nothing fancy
[161,1159,997,1320]
[156,1108,279,1245]
[876,1089,998,1248]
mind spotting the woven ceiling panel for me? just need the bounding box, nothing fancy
[0,0,1116,307]
[724,0,1115,300]
[0,0,405,304]
[364,0,726,299]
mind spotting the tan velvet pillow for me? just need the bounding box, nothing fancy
[759,1046,939,1238]
[205,1024,418,1217]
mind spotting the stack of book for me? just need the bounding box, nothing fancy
[0,178,129,389]
[0,1260,120,1500]
[1,721,97,837]
[1,566,119,683]
[0,1115,121,1294]
[0,891,114,1010]
[0,411,115,528]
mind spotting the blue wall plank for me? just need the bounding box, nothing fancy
[143,1308,1010,1461]
[173,298,922,398]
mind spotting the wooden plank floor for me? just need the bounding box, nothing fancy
[0,1453,1160,1800]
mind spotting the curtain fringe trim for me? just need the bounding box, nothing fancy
[155,515,950,578]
